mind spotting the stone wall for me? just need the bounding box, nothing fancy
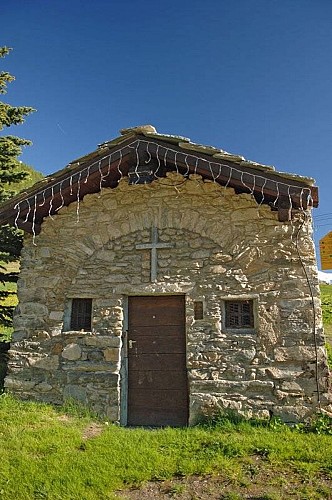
[5,172,331,423]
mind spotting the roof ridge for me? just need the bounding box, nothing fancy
[97,125,315,186]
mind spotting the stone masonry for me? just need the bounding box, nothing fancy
[5,172,331,423]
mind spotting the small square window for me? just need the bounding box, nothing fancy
[225,300,254,329]
[70,298,92,331]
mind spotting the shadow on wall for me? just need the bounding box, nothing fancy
[0,342,9,390]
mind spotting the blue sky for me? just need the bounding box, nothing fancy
[2,0,332,268]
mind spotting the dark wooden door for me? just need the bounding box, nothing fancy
[127,295,188,427]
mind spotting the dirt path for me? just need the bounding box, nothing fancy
[116,466,332,499]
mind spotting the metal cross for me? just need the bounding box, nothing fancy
[136,227,174,282]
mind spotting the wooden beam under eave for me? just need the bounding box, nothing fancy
[144,137,319,209]
[148,152,317,215]
[310,186,319,208]
[0,151,135,232]
[182,161,314,211]
[277,196,292,222]
[16,219,42,235]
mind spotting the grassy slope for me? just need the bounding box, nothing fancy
[12,164,44,192]
[320,284,332,367]
[0,262,19,337]
[320,284,332,336]
[0,395,331,500]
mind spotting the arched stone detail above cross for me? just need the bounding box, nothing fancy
[135,227,175,282]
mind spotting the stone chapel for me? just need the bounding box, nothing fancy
[0,125,330,425]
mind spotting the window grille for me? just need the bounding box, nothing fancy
[70,298,92,331]
[225,300,254,329]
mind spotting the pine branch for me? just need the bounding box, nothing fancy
[0,46,36,332]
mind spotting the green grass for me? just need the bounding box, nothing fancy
[326,342,332,368]
[0,395,331,499]
[1,164,44,198]
[320,284,332,328]
[320,285,332,367]
[13,164,44,193]
[0,280,17,340]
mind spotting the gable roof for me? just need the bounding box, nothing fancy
[0,125,318,236]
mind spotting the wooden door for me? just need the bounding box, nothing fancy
[127,295,188,426]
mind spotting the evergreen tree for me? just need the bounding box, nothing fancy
[0,46,35,330]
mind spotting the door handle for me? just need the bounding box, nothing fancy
[128,340,137,349]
